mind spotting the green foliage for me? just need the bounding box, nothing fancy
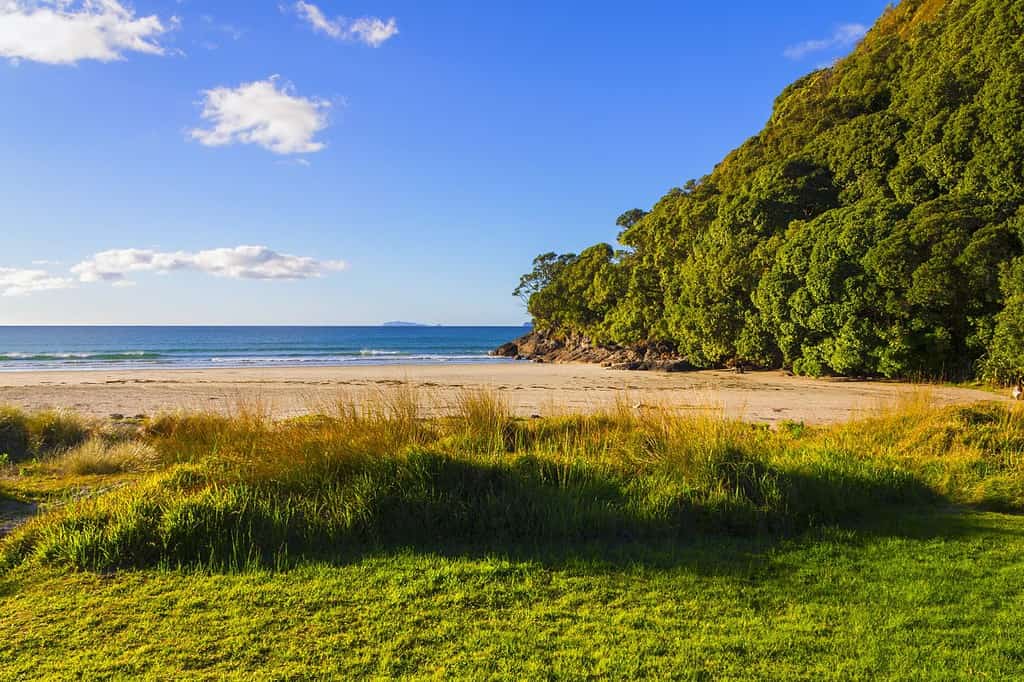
[518,0,1024,380]
[512,252,577,305]
[615,208,648,231]
[982,211,1024,382]
[524,244,625,342]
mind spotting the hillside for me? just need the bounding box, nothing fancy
[515,0,1024,381]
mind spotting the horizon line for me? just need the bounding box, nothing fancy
[0,323,533,328]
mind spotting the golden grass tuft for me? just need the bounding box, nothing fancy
[52,439,162,476]
[452,388,512,428]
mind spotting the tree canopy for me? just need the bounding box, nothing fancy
[516,0,1024,382]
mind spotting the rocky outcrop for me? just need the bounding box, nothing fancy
[491,330,692,372]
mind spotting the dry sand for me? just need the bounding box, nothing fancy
[0,363,1007,425]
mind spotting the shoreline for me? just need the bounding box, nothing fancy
[0,362,1007,425]
[0,357,517,374]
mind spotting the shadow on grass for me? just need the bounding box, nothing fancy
[316,508,1024,583]
[8,452,1021,575]
[315,534,785,579]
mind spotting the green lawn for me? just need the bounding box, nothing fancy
[3,510,1023,680]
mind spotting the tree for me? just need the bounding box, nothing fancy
[615,209,648,231]
[513,252,576,305]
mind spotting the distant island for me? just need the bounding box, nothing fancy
[381,321,430,327]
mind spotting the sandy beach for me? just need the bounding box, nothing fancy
[0,363,1006,425]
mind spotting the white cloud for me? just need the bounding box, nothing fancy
[784,23,867,60]
[0,267,73,296]
[189,75,330,155]
[0,0,176,65]
[72,245,347,284]
[291,1,398,47]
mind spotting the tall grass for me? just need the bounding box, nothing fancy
[0,407,91,463]
[1,390,1020,572]
[822,397,1024,511]
[51,440,161,476]
[0,407,31,462]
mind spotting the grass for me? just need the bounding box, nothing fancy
[1,394,946,572]
[50,439,161,476]
[1,513,1022,679]
[0,407,91,464]
[2,390,1024,678]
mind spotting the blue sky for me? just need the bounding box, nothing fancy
[1,0,888,325]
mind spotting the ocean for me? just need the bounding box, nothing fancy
[0,326,525,372]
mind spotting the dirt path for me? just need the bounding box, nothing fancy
[0,498,37,539]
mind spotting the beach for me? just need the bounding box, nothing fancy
[0,363,1005,424]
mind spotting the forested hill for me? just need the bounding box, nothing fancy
[515,0,1024,382]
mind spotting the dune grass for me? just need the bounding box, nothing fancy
[1,390,1022,572]
[49,439,161,476]
[2,391,1024,678]
[0,407,91,464]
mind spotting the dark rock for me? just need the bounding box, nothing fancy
[494,330,689,373]
[610,362,642,371]
[662,361,693,373]
[491,342,519,358]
